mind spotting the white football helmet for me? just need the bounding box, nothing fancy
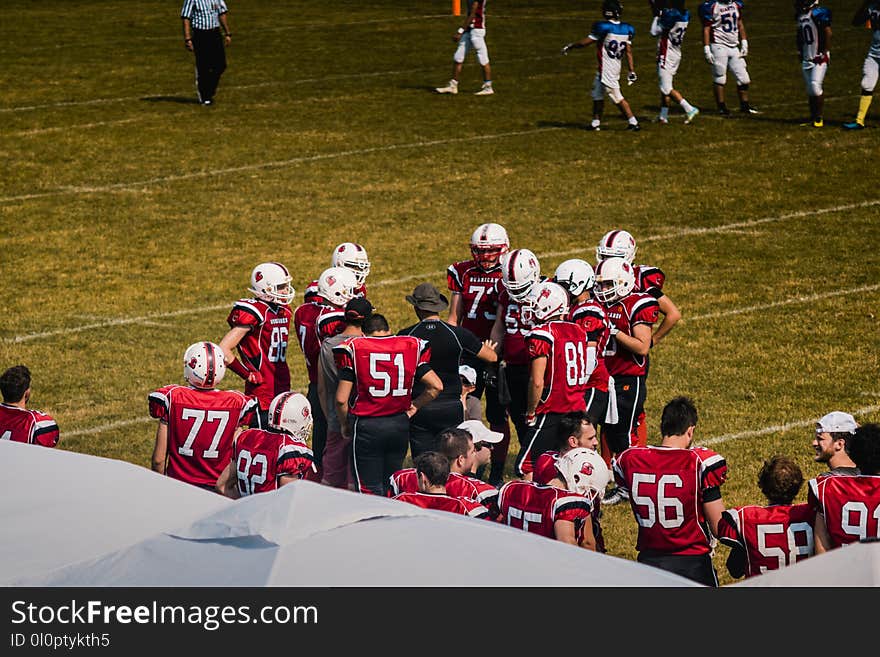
[554,259,595,298]
[555,447,611,499]
[331,242,371,286]
[594,257,635,304]
[470,223,510,271]
[521,281,569,324]
[183,342,226,389]
[267,392,313,442]
[249,262,295,306]
[595,230,637,264]
[501,248,541,301]
[317,266,359,307]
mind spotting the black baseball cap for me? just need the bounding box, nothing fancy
[344,297,374,321]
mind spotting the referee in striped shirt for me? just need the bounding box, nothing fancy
[181,0,232,105]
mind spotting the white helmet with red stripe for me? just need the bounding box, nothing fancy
[554,259,595,298]
[470,223,510,271]
[594,257,635,304]
[555,447,610,499]
[268,392,313,441]
[522,281,569,324]
[183,342,226,389]
[595,229,637,264]
[317,266,359,307]
[331,242,371,286]
[249,262,295,306]
[501,248,541,301]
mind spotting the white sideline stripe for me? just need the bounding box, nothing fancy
[687,283,880,322]
[65,417,153,438]
[702,406,880,446]
[0,127,562,204]
[6,199,876,344]
[10,117,144,137]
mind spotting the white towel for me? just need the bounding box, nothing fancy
[605,376,619,425]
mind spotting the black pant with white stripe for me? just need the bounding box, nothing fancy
[192,28,226,102]
[515,412,564,477]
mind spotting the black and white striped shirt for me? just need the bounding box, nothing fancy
[181,0,228,30]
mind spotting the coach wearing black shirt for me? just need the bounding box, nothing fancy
[399,283,498,458]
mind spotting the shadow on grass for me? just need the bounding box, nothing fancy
[141,96,200,104]
[536,120,595,131]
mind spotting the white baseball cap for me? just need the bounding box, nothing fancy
[816,411,858,435]
[458,365,477,387]
[458,420,503,445]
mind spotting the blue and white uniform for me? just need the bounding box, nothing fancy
[651,8,689,94]
[699,0,750,85]
[797,5,832,97]
[860,2,880,92]
[588,20,635,103]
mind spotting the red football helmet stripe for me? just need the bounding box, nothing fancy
[273,392,294,428]
[203,342,216,388]
[604,230,621,249]
[272,262,290,277]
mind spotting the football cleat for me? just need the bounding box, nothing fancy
[685,107,700,123]
[474,83,494,96]
[435,80,458,94]
[656,115,669,125]
[741,104,761,114]
[626,123,641,131]
[843,121,865,130]
[602,486,630,506]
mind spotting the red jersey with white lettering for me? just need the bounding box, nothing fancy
[390,469,500,517]
[293,300,330,384]
[231,428,314,496]
[808,474,880,548]
[334,335,432,417]
[393,491,490,519]
[600,293,659,377]
[717,504,816,577]
[613,445,728,555]
[226,298,292,409]
[569,299,610,391]
[303,280,367,304]
[527,321,590,415]
[315,305,346,343]
[632,264,666,298]
[468,0,487,29]
[497,287,536,365]
[0,404,59,447]
[498,480,591,542]
[447,259,503,339]
[149,384,257,488]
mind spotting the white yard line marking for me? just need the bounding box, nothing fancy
[6,199,876,344]
[0,127,562,203]
[702,406,880,446]
[9,117,144,137]
[65,417,153,438]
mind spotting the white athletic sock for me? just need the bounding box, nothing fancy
[628,116,638,125]
[680,99,694,113]
[659,107,669,120]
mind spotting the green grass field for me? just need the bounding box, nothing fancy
[2,0,879,585]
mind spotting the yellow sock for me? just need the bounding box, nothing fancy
[856,95,873,125]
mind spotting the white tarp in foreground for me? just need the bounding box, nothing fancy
[733,540,880,587]
[17,479,698,587]
[0,440,231,585]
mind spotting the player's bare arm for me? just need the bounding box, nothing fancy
[614,323,653,356]
[553,519,579,546]
[489,312,506,356]
[562,35,596,53]
[151,421,168,474]
[335,379,353,438]
[447,292,463,325]
[625,41,635,74]
[215,461,240,499]
[526,356,548,421]
[813,513,832,554]
[702,497,726,537]
[219,326,263,384]
[182,17,193,51]
[651,294,681,345]
[579,514,598,551]
[219,12,231,45]
[408,370,443,418]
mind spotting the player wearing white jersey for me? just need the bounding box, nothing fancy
[796,1,832,128]
[843,1,880,129]
[562,0,641,131]
[651,0,699,124]
[699,0,759,115]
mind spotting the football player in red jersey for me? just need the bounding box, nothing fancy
[596,230,681,450]
[613,396,728,586]
[516,281,594,478]
[718,455,815,579]
[393,451,491,519]
[447,223,512,482]
[532,411,600,486]
[220,262,295,429]
[489,248,542,485]
[150,342,258,490]
[593,257,659,505]
[0,365,59,447]
[303,242,370,303]
[553,259,611,429]
[334,314,443,496]
[810,423,880,552]
[812,410,860,475]
[216,391,315,498]
[499,448,607,549]
[390,425,502,518]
